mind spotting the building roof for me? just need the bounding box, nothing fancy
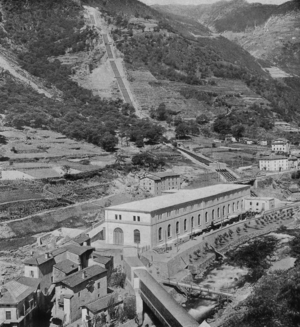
[259,156,287,161]
[106,184,249,213]
[72,233,90,244]
[16,277,41,291]
[60,265,107,289]
[0,280,34,305]
[54,260,79,274]
[24,245,94,266]
[141,175,161,181]
[93,255,112,265]
[244,197,274,201]
[83,293,119,314]
[124,257,145,268]
[134,269,199,327]
[152,172,180,178]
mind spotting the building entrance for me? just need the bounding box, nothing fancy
[114,228,124,245]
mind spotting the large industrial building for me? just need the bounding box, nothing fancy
[104,184,250,248]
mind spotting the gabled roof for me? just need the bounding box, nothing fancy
[0,280,35,305]
[24,245,94,266]
[60,265,107,289]
[93,255,112,265]
[82,293,119,314]
[152,172,180,178]
[260,155,287,160]
[54,260,79,274]
[16,277,41,291]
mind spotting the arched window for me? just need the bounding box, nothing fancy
[184,219,187,231]
[158,227,162,241]
[212,210,215,220]
[168,224,171,237]
[217,208,220,218]
[198,214,201,225]
[205,212,208,223]
[134,230,140,244]
[223,206,225,216]
[176,221,179,234]
[228,204,231,214]
[191,217,194,228]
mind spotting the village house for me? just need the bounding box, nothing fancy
[52,265,109,325]
[140,171,181,195]
[271,139,290,154]
[259,155,289,171]
[0,279,38,327]
[104,184,250,248]
[23,245,94,295]
[244,197,275,212]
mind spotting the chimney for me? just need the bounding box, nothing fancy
[45,252,51,259]
[82,270,87,279]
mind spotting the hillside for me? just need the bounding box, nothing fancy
[155,0,300,76]
[0,0,300,148]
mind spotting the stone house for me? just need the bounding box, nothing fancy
[52,265,108,325]
[140,172,181,195]
[0,279,38,327]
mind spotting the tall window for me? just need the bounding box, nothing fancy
[158,228,162,241]
[217,208,220,218]
[184,219,187,231]
[228,204,231,214]
[191,217,194,228]
[205,212,208,223]
[168,224,171,237]
[212,210,215,220]
[223,206,225,216]
[5,311,11,320]
[237,201,239,210]
[233,202,235,212]
[198,214,201,225]
[134,229,140,244]
[176,221,179,234]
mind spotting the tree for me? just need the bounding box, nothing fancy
[101,132,118,152]
[231,124,245,139]
[213,117,232,135]
[175,123,189,139]
[156,103,167,121]
[196,114,209,125]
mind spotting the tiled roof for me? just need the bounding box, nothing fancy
[93,255,112,265]
[72,233,90,244]
[106,184,249,213]
[124,257,145,268]
[152,172,180,178]
[141,175,160,181]
[54,260,79,274]
[16,276,41,290]
[24,245,94,266]
[260,156,287,160]
[0,280,34,305]
[60,265,107,289]
[83,293,119,313]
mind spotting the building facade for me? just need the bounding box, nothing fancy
[104,184,250,248]
[52,266,108,325]
[244,197,275,212]
[140,172,181,195]
[0,280,37,327]
[272,140,290,153]
[259,156,288,171]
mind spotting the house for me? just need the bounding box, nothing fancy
[81,292,123,326]
[272,139,290,154]
[0,280,38,327]
[259,140,268,146]
[52,265,108,325]
[244,197,275,212]
[104,184,250,248]
[23,245,94,295]
[288,156,298,169]
[259,155,288,171]
[89,253,113,282]
[140,171,181,195]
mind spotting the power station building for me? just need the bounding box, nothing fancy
[104,184,250,248]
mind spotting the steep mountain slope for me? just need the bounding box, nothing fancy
[155,0,300,76]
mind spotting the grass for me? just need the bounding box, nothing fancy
[0,236,36,251]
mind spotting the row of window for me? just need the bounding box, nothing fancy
[115,215,122,220]
[157,201,242,222]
